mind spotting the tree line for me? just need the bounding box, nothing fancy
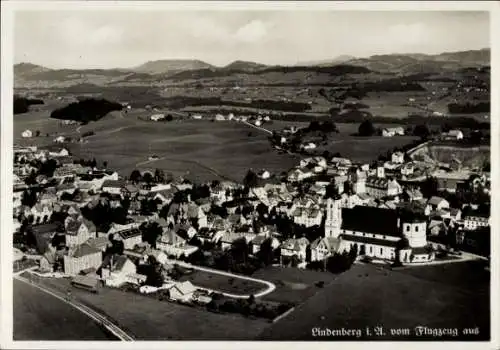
[50,98,123,123]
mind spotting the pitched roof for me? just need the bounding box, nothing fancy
[172,281,196,296]
[428,196,448,206]
[72,243,101,258]
[116,228,142,239]
[102,180,126,189]
[32,223,59,235]
[339,234,399,248]
[341,206,400,237]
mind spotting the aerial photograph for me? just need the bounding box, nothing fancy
[8,5,491,343]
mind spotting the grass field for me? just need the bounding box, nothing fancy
[178,270,268,296]
[13,279,112,340]
[258,261,490,340]
[30,275,269,340]
[251,266,337,304]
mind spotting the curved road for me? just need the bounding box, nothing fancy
[14,274,134,341]
[172,260,276,299]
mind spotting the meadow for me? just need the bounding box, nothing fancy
[259,262,490,341]
[13,279,112,340]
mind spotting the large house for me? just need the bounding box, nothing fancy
[63,242,103,275]
[382,127,404,137]
[112,227,143,250]
[101,255,138,287]
[65,218,96,247]
[463,212,490,231]
[280,237,310,266]
[292,207,323,227]
[365,177,402,199]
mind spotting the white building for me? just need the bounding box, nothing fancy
[22,130,33,138]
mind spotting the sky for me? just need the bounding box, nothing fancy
[14,10,490,69]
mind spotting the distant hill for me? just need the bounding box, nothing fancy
[222,60,268,72]
[345,49,490,74]
[297,55,357,66]
[14,62,52,78]
[132,59,215,75]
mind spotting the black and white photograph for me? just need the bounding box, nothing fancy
[1,1,498,348]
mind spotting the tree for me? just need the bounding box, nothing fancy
[129,169,142,183]
[143,172,154,186]
[91,158,97,168]
[421,176,439,198]
[21,189,38,207]
[140,222,163,248]
[358,120,376,137]
[413,124,430,139]
[35,130,41,137]
[165,114,173,121]
[243,170,258,189]
[103,161,108,169]
[258,238,274,266]
[154,168,165,183]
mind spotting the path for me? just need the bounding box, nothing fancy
[240,120,273,135]
[14,274,134,341]
[171,260,276,299]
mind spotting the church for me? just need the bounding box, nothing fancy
[324,196,434,264]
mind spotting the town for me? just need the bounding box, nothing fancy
[13,113,491,328]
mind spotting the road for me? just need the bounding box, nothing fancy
[171,260,276,299]
[14,273,134,341]
[240,120,273,135]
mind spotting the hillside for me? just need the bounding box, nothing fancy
[408,142,490,169]
[345,49,490,74]
[132,59,215,75]
[223,60,268,72]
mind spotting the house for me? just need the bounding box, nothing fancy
[310,236,342,262]
[400,163,415,176]
[442,129,464,140]
[192,114,203,120]
[31,223,59,254]
[337,206,434,264]
[30,204,53,224]
[63,242,103,276]
[288,168,314,182]
[391,152,405,164]
[149,249,168,265]
[22,129,33,138]
[156,229,199,258]
[102,180,126,195]
[402,188,423,202]
[215,114,226,121]
[292,207,323,227]
[101,255,137,287]
[46,146,70,158]
[54,136,66,143]
[428,220,445,236]
[112,227,143,250]
[301,142,317,150]
[65,218,96,247]
[365,177,402,199]
[382,127,404,137]
[463,212,490,231]
[168,281,197,302]
[426,196,450,212]
[258,170,271,179]
[150,114,165,121]
[280,237,310,266]
[220,232,256,251]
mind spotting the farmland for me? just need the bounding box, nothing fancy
[14,101,426,183]
[258,262,490,340]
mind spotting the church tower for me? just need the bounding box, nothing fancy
[325,195,342,238]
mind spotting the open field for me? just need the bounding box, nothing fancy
[13,279,112,340]
[251,266,337,304]
[178,270,268,296]
[258,261,490,340]
[28,275,269,340]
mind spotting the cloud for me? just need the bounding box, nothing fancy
[57,17,124,48]
[233,19,268,43]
